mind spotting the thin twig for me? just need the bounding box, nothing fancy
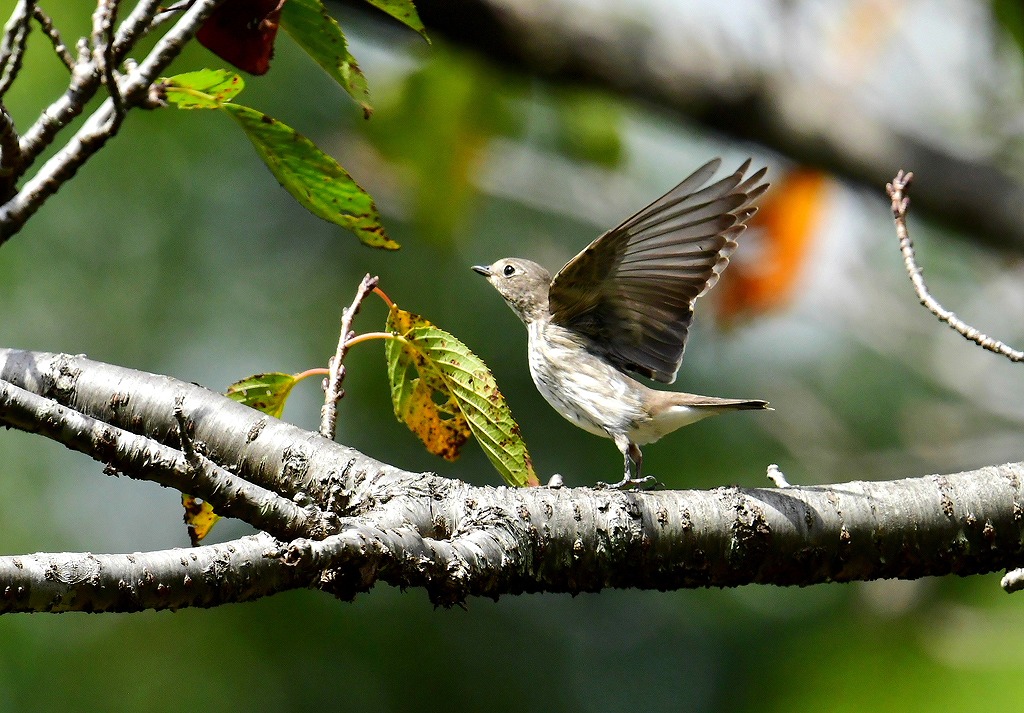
[32,6,74,70]
[1,0,224,242]
[766,464,790,488]
[320,274,380,440]
[887,170,1024,363]
[0,102,20,198]
[111,0,162,59]
[92,0,124,114]
[0,0,35,97]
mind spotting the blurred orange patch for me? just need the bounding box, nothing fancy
[716,168,829,324]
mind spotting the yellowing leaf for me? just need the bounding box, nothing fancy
[385,305,539,487]
[182,494,221,546]
[386,308,471,461]
[225,372,298,418]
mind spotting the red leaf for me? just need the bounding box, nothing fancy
[197,0,286,76]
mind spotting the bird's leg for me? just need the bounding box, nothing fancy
[625,442,658,489]
[598,436,658,489]
[630,442,643,479]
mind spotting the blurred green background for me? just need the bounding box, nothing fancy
[3,0,1024,710]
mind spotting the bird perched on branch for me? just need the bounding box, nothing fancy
[474,158,770,488]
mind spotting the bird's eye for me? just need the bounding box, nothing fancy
[502,264,516,277]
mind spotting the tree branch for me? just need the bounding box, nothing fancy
[33,5,74,71]
[0,378,335,540]
[91,0,125,114]
[0,533,312,613]
[0,0,35,97]
[111,0,163,58]
[408,0,1024,255]
[888,169,1024,362]
[1,348,1023,612]
[0,0,225,243]
[320,273,379,439]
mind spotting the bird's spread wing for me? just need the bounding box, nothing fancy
[548,158,769,383]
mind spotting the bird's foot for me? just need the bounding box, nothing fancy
[596,475,660,491]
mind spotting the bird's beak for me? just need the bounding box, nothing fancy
[472,265,491,276]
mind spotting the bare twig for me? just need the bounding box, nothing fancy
[320,274,380,439]
[111,0,162,59]
[766,464,790,487]
[92,0,124,114]
[32,6,74,70]
[887,170,1024,363]
[0,0,35,97]
[0,103,20,197]
[1,0,224,242]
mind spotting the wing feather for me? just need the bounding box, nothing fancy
[548,159,769,383]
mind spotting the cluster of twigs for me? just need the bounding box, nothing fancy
[0,0,222,242]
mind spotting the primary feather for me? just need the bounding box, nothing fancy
[547,158,769,383]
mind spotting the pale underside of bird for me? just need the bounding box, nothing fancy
[474,158,771,488]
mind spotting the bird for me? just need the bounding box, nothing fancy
[473,157,771,488]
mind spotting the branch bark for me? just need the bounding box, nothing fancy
[0,348,1022,612]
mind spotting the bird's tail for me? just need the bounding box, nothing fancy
[636,391,770,445]
[667,393,770,412]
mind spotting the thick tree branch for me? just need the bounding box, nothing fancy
[0,379,335,540]
[0,533,312,613]
[1,348,1023,612]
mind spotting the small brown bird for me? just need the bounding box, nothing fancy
[474,158,770,488]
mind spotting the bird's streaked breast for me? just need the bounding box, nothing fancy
[526,320,645,438]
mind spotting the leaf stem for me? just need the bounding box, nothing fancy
[293,367,328,383]
[345,331,398,348]
[372,286,394,308]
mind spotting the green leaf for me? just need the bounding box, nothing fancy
[222,104,397,249]
[385,305,539,487]
[162,71,397,249]
[225,372,298,418]
[280,0,372,118]
[162,69,245,107]
[362,0,428,40]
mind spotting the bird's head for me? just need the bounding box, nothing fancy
[473,258,552,324]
